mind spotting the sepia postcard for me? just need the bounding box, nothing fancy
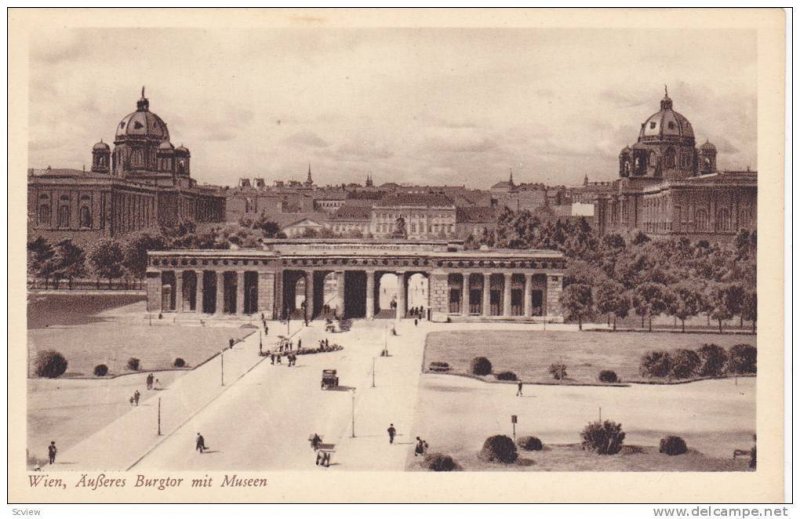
[8,7,787,504]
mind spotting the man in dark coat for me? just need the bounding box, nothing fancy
[387,424,396,444]
[196,433,206,453]
[47,441,57,464]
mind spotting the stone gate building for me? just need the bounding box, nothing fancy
[145,239,565,323]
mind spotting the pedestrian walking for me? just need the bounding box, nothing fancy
[297,339,302,350]
[414,437,425,457]
[276,354,282,364]
[387,423,396,444]
[229,338,235,350]
[414,318,418,326]
[47,441,57,464]
[146,373,154,390]
[133,389,141,406]
[154,379,160,390]
[270,354,275,365]
[516,381,523,397]
[129,395,135,406]
[196,433,206,453]
[265,324,269,335]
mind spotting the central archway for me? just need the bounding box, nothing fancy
[376,273,398,318]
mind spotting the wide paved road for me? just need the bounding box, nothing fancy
[134,319,427,470]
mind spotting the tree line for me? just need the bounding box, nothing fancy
[466,207,757,333]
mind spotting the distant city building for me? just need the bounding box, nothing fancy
[371,193,457,239]
[27,89,225,245]
[594,89,757,239]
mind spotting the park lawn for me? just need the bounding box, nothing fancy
[424,330,757,384]
[28,292,254,376]
[408,444,752,472]
[28,324,254,376]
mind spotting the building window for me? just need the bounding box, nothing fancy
[80,206,92,228]
[38,205,51,225]
[650,122,656,129]
[695,209,709,231]
[58,205,71,228]
[717,208,731,232]
[664,148,676,168]
[649,151,657,167]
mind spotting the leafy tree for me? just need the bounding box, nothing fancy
[27,236,57,289]
[302,227,319,238]
[669,280,705,332]
[123,232,168,279]
[708,283,744,333]
[633,282,673,331]
[250,215,281,238]
[52,240,87,289]
[741,289,757,333]
[595,279,628,331]
[560,283,593,330]
[89,239,125,288]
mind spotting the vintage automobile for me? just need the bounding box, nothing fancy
[321,369,339,390]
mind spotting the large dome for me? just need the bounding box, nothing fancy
[638,90,695,145]
[115,89,170,141]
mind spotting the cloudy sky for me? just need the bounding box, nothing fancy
[28,27,756,188]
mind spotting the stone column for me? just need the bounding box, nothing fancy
[365,271,375,319]
[175,270,184,312]
[546,274,564,321]
[482,273,491,316]
[336,271,345,315]
[461,273,470,315]
[215,271,225,315]
[145,271,161,313]
[236,271,246,315]
[503,272,512,317]
[304,270,314,321]
[524,273,532,318]
[396,271,406,320]
[257,272,274,317]
[196,270,204,314]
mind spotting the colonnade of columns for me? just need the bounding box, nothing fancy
[156,269,260,316]
[150,267,559,321]
[447,272,549,318]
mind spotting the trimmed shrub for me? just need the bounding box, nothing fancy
[34,350,68,379]
[598,370,619,383]
[698,344,728,377]
[670,349,701,379]
[479,435,518,464]
[93,364,109,377]
[127,357,141,371]
[640,350,672,378]
[580,420,626,455]
[470,356,493,376]
[548,362,567,380]
[517,435,543,451]
[659,435,688,456]
[495,371,518,381]
[728,344,757,374]
[428,361,450,372]
[173,357,186,368]
[423,453,461,472]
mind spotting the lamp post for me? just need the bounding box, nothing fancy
[372,357,376,388]
[157,397,162,436]
[351,388,356,438]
